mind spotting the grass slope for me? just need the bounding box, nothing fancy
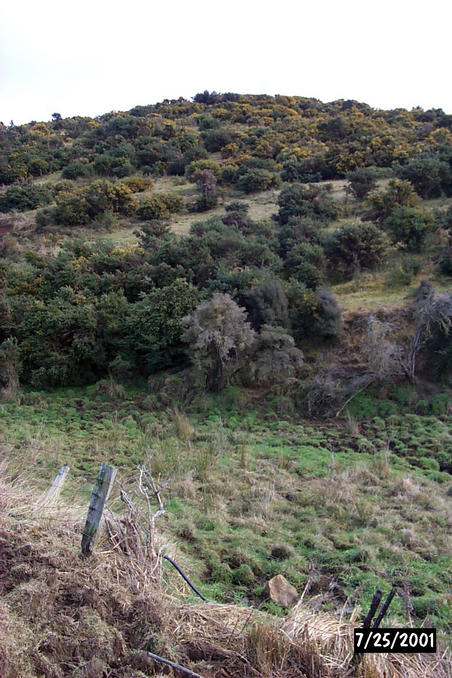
[2,471,449,677]
[1,387,451,644]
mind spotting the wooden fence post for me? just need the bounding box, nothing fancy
[81,463,117,557]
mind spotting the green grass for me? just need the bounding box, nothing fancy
[1,385,450,636]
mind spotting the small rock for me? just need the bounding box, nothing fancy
[264,574,298,608]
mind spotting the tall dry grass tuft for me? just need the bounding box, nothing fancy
[173,408,194,442]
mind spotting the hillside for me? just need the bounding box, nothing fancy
[0,93,451,677]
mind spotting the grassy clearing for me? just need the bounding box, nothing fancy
[335,276,452,312]
[1,386,450,641]
[332,245,452,312]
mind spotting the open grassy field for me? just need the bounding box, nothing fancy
[1,385,451,643]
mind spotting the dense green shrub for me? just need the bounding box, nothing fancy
[326,222,389,277]
[394,154,452,198]
[385,257,422,287]
[189,193,218,213]
[277,183,340,224]
[202,128,233,152]
[434,205,452,244]
[287,280,342,341]
[345,167,378,200]
[438,247,452,275]
[284,240,326,289]
[412,595,440,618]
[365,179,420,223]
[237,168,278,193]
[280,157,323,183]
[136,192,183,220]
[198,115,220,131]
[384,207,432,251]
[48,179,137,226]
[221,166,238,184]
[62,161,93,179]
[0,184,53,212]
[158,215,281,286]
[126,279,200,373]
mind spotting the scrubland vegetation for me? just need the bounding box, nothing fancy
[0,92,451,676]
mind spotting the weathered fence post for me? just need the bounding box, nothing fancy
[81,463,117,557]
[38,464,70,506]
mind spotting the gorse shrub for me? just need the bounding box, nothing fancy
[277,183,340,224]
[345,167,378,200]
[384,207,433,252]
[38,179,137,227]
[0,184,54,212]
[136,192,183,220]
[365,179,420,224]
[394,153,452,199]
[326,221,389,278]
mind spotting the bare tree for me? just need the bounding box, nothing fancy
[405,282,452,382]
[138,466,165,562]
[361,315,405,382]
[195,169,217,201]
[336,315,405,416]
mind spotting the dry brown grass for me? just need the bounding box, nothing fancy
[0,467,450,678]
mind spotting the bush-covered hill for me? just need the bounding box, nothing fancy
[0,93,451,676]
[0,92,451,391]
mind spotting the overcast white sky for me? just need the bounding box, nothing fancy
[1,0,451,124]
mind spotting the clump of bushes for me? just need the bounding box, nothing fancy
[365,179,420,223]
[120,176,153,192]
[61,160,93,179]
[136,192,183,220]
[384,207,432,252]
[237,168,279,193]
[326,221,389,278]
[438,247,452,276]
[0,183,54,212]
[36,179,137,228]
[345,167,378,200]
[277,183,340,224]
[385,257,422,287]
[287,281,342,342]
